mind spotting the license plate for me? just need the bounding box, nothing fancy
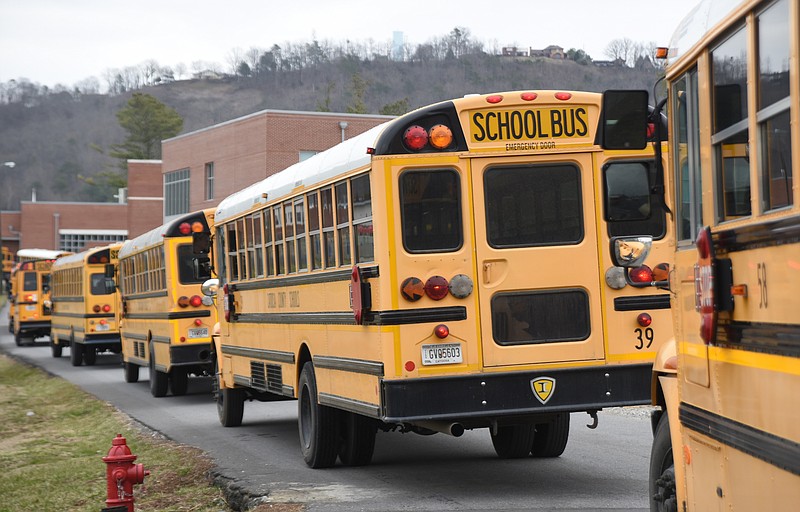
[95,324,110,331]
[25,305,36,311]
[421,343,463,365]
[188,327,208,339]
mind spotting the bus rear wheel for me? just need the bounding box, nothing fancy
[531,413,570,457]
[14,331,22,346]
[149,349,168,397]
[298,362,340,468]
[170,369,189,396]
[124,362,139,383]
[490,423,536,459]
[649,412,677,512]
[83,347,97,366]
[70,339,83,366]
[215,357,244,427]
[51,339,62,358]
[338,411,377,466]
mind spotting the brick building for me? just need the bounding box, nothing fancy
[0,110,390,254]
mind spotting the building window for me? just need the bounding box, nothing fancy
[165,168,190,217]
[205,162,215,201]
[59,231,127,253]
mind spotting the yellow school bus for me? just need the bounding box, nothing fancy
[8,249,69,345]
[117,209,216,397]
[50,243,123,366]
[607,0,800,509]
[207,89,676,468]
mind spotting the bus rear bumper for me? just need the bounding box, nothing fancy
[381,363,652,424]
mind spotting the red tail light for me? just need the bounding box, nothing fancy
[102,304,111,312]
[93,305,101,313]
[424,276,449,300]
[189,295,203,308]
[629,265,654,283]
[403,125,428,150]
[178,222,192,235]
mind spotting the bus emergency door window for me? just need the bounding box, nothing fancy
[484,164,582,248]
[492,290,590,345]
[400,169,462,253]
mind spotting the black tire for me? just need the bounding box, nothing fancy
[169,369,189,396]
[490,423,536,459]
[215,357,244,427]
[69,339,83,366]
[149,349,168,397]
[338,411,377,466]
[298,362,340,468]
[531,413,570,458]
[14,331,22,346]
[649,412,677,512]
[83,347,97,366]
[123,362,139,383]
[51,339,62,358]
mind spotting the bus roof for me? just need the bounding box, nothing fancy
[215,123,388,224]
[17,248,71,261]
[668,0,748,65]
[52,242,123,268]
[119,208,215,258]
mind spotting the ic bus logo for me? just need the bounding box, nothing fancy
[530,377,556,404]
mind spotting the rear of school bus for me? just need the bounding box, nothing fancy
[212,90,674,468]
[119,209,216,397]
[9,259,56,345]
[51,244,123,366]
[368,91,673,446]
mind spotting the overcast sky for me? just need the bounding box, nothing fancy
[1,0,702,88]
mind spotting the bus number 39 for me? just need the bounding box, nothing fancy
[634,328,654,350]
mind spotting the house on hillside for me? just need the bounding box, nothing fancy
[502,47,529,57]
[530,45,565,59]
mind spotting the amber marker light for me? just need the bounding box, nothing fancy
[428,124,453,149]
[400,277,425,301]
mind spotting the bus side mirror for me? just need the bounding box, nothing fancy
[601,90,649,150]
[193,232,211,255]
[609,236,652,268]
[201,278,219,297]
[104,263,115,278]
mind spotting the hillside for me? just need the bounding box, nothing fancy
[0,53,662,210]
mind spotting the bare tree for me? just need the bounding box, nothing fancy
[226,47,245,75]
[604,38,636,66]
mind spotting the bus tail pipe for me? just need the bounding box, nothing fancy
[413,421,465,437]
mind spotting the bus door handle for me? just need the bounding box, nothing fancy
[482,259,507,286]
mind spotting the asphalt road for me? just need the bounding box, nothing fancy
[1,316,655,511]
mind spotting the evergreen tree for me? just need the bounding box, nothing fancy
[109,92,183,164]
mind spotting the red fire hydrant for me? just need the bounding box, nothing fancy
[102,434,150,512]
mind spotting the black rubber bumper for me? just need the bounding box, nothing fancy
[381,363,652,423]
